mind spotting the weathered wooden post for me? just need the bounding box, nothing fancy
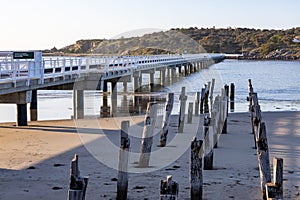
[203,116,213,170]
[178,87,187,133]
[117,121,130,200]
[230,83,235,112]
[160,175,179,200]
[222,85,229,134]
[200,87,205,114]
[188,102,193,124]
[247,79,255,135]
[273,157,283,198]
[203,84,209,114]
[195,92,200,116]
[68,155,88,200]
[256,122,271,200]
[266,157,283,200]
[139,102,158,167]
[190,137,203,200]
[160,93,174,147]
[212,95,220,148]
[252,93,261,148]
[209,79,215,115]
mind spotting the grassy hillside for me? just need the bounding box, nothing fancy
[45,27,300,59]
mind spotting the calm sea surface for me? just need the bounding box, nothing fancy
[0,59,299,122]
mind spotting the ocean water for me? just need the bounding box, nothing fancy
[0,59,299,123]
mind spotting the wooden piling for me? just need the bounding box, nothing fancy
[273,157,283,197]
[117,121,130,200]
[266,157,283,199]
[209,79,215,115]
[256,122,271,200]
[139,102,158,167]
[212,95,220,148]
[247,79,255,135]
[68,155,88,200]
[195,92,200,116]
[222,85,229,134]
[188,102,193,124]
[160,175,179,200]
[200,88,205,114]
[178,87,187,133]
[230,83,235,111]
[203,85,209,114]
[203,116,213,170]
[30,89,38,121]
[190,137,203,200]
[160,93,174,147]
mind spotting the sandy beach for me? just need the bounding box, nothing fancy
[0,111,299,200]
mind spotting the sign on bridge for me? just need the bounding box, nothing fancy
[13,51,34,59]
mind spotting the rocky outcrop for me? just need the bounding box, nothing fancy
[45,27,300,60]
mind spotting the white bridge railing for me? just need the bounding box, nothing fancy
[0,52,222,88]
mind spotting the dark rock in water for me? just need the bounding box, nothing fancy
[111,178,118,181]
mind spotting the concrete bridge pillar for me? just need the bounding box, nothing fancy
[123,82,127,92]
[167,68,171,79]
[101,81,109,117]
[0,91,32,126]
[200,62,203,69]
[17,104,28,126]
[160,69,166,86]
[133,72,141,92]
[178,65,182,75]
[189,64,193,74]
[184,65,188,76]
[149,72,155,92]
[30,90,38,121]
[171,67,176,83]
[193,63,197,72]
[73,90,84,119]
[110,81,118,117]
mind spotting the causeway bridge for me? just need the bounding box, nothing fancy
[0,51,225,126]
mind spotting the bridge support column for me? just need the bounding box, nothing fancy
[184,65,188,76]
[0,91,32,126]
[30,90,38,121]
[160,70,166,86]
[110,81,118,117]
[123,82,127,92]
[101,81,109,117]
[17,104,28,126]
[178,65,182,75]
[139,75,143,90]
[120,95,128,115]
[200,62,203,69]
[149,72,155,92]
[133,72,141,92]
[189,64,193,74]
[193,63,197,72]
[170,68,176,84]
[73,90,84,119]
[167,68,171,79]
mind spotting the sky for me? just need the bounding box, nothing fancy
[0,0,299,51]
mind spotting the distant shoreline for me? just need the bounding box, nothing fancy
[43,52,300,61]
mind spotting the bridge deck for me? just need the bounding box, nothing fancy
[0,53,225,95]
